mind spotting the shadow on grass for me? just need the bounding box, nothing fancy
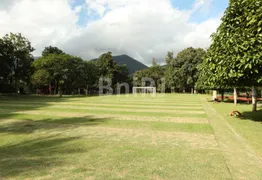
[0,95,67,117]
[0,116,108,134]
[0,96,109,178]
[0,95,109,133]
[0,135,88,178]
[207,99,252,105]
[239,109,262,122]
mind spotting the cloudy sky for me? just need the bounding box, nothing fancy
[0,0,228,65]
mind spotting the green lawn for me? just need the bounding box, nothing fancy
[0,94,261,179]
[209,98,262,158]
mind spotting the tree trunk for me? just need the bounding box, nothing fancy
[252,86,257,112]
[15,79,19,94]
[49,81,52,95]
[56,81,59,94]
[58,86,62,97]
[191,88,194,94]
[85,85,88,96]
[234,88,237,106]
[221,89,225,102]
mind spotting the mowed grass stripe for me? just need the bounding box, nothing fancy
[0,104,205,114]
[0,101,204,110]
[74,126,218,149]
[0,119,216,149]
[0,110,208,124]
[0,101,203,107]
[68,100,203,105]
[0,115,213,134]
[0,107,206,118]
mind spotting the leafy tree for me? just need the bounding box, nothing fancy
[172,47,205,92]
[0,33,34,93]
[164,52,175,92]
[31,69,51,87]
[79,61,99,95]
[97,52,118,79]
[97,52,130,93]
[42,46,64,57]
[0,38,14,85]
[113,64,130,84]
[32,54,83,97]
[134,61,164,92]
[198,0,262,111]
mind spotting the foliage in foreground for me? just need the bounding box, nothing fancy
[197,0,262,110]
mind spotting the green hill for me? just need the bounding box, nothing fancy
[92,54,148,74]
[112,55,148,74]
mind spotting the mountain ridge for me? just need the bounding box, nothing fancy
[92,54,148,74]
[34,54,148,74]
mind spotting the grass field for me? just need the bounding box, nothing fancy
[0,94,262,179]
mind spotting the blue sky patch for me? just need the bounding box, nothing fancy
[71,0,229,26]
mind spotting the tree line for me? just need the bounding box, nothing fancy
[0,32,206,96]
[134,47,206,93]
[0,33,130,96]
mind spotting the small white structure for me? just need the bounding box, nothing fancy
[132,87,156,95]
[212,90,218,101]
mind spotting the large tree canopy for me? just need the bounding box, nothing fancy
[97,52,130,91]
[134,60,164,92]
[197,0,262,110]
[0,33,34,93]
[164,52,175,92]
[42,46,64,57]
[79,61,99,94]
[32,54,83,96]
[167,47,205,92]
[205,0,261,86]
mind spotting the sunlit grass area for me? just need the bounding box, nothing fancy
[210,99,262,157]
[0,94,261,179]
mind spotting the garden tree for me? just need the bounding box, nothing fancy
[79,61,99,95]
[42,46,64,57]
[134,61,164,92]
[97,52,130,92]
[196,51,232,101]
[150,61,165,92]
[31,69,51,91]
[172,47,205,92]
[199,0,262,111]
[32,54,83,97]
[97,52,117,79]
[0,37,14,92]
[164,52,175,92]
[62,56,83,94]
[113,64,130,84]
[0,33,34,93]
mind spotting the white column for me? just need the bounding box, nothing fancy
[252,86,257,112]
[212,90,217,100]
[234,88,237,106]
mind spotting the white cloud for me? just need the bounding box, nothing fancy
[0,0,222,65]
[191,0,214,15]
